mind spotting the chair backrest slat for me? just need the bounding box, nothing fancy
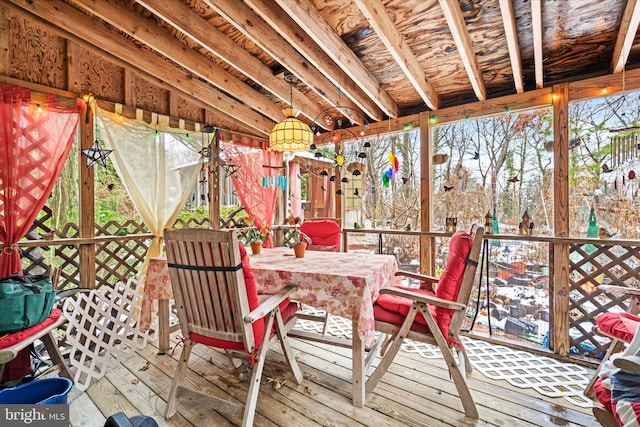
[449,225,484,336]
[165,228,254,348]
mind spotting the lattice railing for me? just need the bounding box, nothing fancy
[569,242,640,359]
[94,220,151,287]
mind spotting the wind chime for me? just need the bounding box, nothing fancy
[308,92,369,197]
[607,128,639,194]
[261,171,288,190]
[610,131,639,169]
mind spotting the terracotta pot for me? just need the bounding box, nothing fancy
[250,242,262,255]
[293,243,306,258]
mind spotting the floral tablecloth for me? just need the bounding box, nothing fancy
[139,248,400,346]
[250,247,400,346]
[140,256,172,333]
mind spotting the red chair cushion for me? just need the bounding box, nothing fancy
[594,377,613,413]
[597,312,640,343]
[0,308,62,349]
[374,287,434,333]
[435,231,473,339]
[374,231,473,340]
[299,220,340,250]
[191,244,295,351]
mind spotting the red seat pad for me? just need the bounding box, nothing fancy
[374,287,434,331]
[300,220,340,250]
[594,377,613,413]
[597,312,640,343]
[190,244,296,351]
[374,231,473,343]
[0,308,62,349]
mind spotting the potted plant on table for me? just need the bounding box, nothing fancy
[289,227,312,258]
[241,227,265,255]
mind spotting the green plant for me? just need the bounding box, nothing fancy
[240,228,265,244]
[290,227,311,245]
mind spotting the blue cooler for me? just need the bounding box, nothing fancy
[0,377,73,404]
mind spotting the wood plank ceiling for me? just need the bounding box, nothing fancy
[7,0,640,139]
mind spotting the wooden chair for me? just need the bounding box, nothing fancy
[366,225,484,419]
[163,228,303,426]
[299,218,342,252]
[590,309,640,427]
[584,285,640,398]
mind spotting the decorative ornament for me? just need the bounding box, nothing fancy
[82,98,112,168]
[82,139,112,168]
[221,162,241,177]
[518,210,534,235]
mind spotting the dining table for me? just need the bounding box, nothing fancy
[139,246,400,407]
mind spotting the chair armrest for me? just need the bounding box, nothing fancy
[244,285,297,323]
[395,270,438,284]
[379,287,466,310]
[597,285,640,297]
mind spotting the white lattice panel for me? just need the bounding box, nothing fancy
[63,278,150,391]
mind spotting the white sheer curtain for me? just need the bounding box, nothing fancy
[97,106,204,274]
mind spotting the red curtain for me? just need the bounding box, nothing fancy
[222,140,281,248]
[0,83,82,277]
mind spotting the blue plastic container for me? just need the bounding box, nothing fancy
[0,377,73,404]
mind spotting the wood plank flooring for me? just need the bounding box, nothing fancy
[68,332,600,427]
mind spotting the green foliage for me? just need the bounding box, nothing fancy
[177,206,209,222]
[290,227,311,245]
[239,228,265,244]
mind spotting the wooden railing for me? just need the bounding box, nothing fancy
[9,218,640,366]
[341,228,640,365]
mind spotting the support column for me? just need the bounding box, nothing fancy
[79,98,96,289]
[419,112,434,275]
[552,83,570,356]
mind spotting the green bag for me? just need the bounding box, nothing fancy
[0,274,56,334]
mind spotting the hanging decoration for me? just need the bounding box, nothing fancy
[221,162,241,177]
[82,139,113,168]
[381,152,400,187]
[261,175,287,191]
[609,130,639,169]
[308,98,370,196]
[199,166,208,201]
[269,74,313,152]
[82,98,112,167]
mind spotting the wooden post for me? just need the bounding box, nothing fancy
[419,112,435,275]
[78,98,97,289]
[552,83,570,356]
[0,6,9,76]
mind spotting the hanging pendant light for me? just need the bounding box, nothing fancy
[269,74,313,152]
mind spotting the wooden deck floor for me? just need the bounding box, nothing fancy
[68,332,600,427]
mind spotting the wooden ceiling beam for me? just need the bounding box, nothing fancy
[612,0,640,73]
[7,0,272,135]
[531,0,544,89]
[273,0,399,118]
[498,0,524,94]
[74,0,282,123]
[438,0,486,101]
[205,0,374,125]
[353,0,439,110]
[136,0,325,128]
